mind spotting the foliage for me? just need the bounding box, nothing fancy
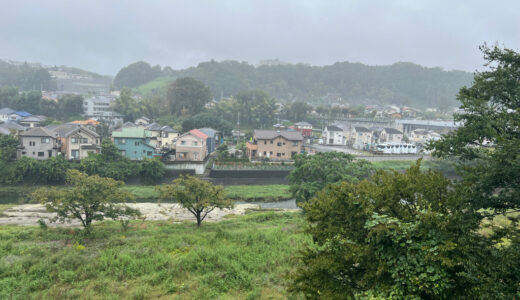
[0,212,305,299]
[139,158,165,184]
[131,59,472,108]
[79,153,138,181]
[0,134,18,161]
[56,94,83,116]
[216,143,229,160]
[289,152,373,203]
[224,184,292,202]
[0,60,56,91]
[285,101,311,121]
[113,61,162,89]
[290,163,512,299]
[100,140,122,161]
[181,112,233,135]
[112,87,141,122]
[157,175,233,226]
[167,77,211,116]
[32,170,139,230]
[431,45,520,213]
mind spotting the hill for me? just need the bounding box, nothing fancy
[117,60,473,109]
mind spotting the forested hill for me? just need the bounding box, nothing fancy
[0,60,56,91]
[116,60,474,108]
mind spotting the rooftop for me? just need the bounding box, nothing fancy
[112,127,151,138]
[189,129,209,140]
[0,107,15,115]
[19,127,56,137]
[253,130,303,141]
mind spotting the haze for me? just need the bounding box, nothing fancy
[1,0,518,75]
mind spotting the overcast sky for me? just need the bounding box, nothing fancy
[1,0,518,75]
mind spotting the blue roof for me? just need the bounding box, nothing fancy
[15,111,32,117]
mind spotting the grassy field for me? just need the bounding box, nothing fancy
[120,184,292,202]
[0,212,306,299]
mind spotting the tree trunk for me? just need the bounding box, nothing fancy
[196,211,202,227]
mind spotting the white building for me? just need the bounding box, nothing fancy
[323,125,346,145]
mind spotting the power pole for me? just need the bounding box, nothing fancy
[237,111,240,146]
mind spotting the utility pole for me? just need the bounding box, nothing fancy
[237,111,240,146]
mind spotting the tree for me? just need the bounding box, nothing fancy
[113,61,162,89]
[181,112,233,135]
[0,134,19,161]
[430,45,520,213]
[57,94,84,117]
[100,140,122,161]
[33,170,140,231]
[286,101,310,121]
[235,89,277,127]
[112,87,141,121]
[157,175,233,226]
[167,77,212,116]
[139,158,165,184]
[288,152,373,204]
[289,163,507,299]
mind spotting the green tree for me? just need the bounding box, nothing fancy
[235,89,277,126]
[289,152,373,204]
[112,87,141,121]
[157,175,233,226]
[0,134,19,161]
[167,77,211,116]
[431,45,520,213]
[139,158,165,184]
[290,163,503,299]
[181,112,233,135]
[57,94,84,117]
[286,101,310,121]
[113,61,162,89]
[33,170,140,231]
[100,140,122,161]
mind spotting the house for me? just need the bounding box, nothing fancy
[70,119,100,127]
[82,95,123,127]
[121,121,137,128]
[198,127,219,154]
[0,126,10,135]
[19,115,46,128]
[47,124,101,160]
[0,107,15,122]
[381,128,403,144]
[294,121,313,137]
[112,127,156,160]
[322,125,346,145]
[0,121,26,135]
[146,123,179,149]
[8,111,32,122]
[174,129,208,162]
[17,127,61,160]
[349,127,373,149]
[410,129,441,145]
[246,130,303,161]
[135,116,151,127]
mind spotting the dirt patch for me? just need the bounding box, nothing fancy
[0,203,262,227]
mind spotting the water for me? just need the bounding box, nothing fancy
[238,199,299,209]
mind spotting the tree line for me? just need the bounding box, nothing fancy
[0,60,56,91]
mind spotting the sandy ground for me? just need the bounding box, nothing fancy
[0,203,262,227]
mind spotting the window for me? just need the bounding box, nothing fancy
[71,138,78,144]
[135,141,140,146]
[269,151,273,155]
[282,153,285,156]
[292,141,299,146]
[194,152,199,160]
[143,150,146,153]
[41,138,49,144]
[181,140,186,145]
[192,141,198,146]
[264,141,267,144]
[277,142,282,146]
[270,141,273,144]
[82,138,88,143]
[119,138,126,144]
[277,153,281,157]
[38,152,44,157]
[147,151,152,156]
[162,132,168,138]
[263,151,267,156]
[22,151,26,155]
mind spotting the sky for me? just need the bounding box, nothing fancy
[0,0,519,76]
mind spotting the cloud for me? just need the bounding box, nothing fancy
[0,0,518,75]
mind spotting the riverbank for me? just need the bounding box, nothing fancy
[0,211,306,299]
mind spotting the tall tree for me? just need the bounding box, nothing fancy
[286,101,310,121]
[113,61,162,89]
[157,175,233,226]
[431,45,520,213]
[0,135,19,161]
[235,89,277,127]
[112,87,141,121]
[289,152,373,204]
[167,77,211,116]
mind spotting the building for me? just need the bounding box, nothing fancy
[135,117,151,127]
[198,127,220,154]
[146,123,179,149]
[47,124,101,160]
[174,129,208,162]
[17,127,61,160]
[112,127,156,160]
[410,129,441,145]
[19,115,46,128]
[246,130,303,161]
[0,107,15,122]
[322,125,346,145]
[294,121,313,137]
[381,128,403,144]
[0,121,26,135]
[349,127,373,149]
[83,95,123,127]
[8,111,32,122]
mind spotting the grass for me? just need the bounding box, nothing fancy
[134,76,176,95]
[0,212,307,299]
[120,184,293,202]
[371,160,437,171]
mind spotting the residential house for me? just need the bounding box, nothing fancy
[135,117,151,127]
[19,115,46,128]
[246,130,303,161]
[112,127,156,160]
[410,129,441,145]
[198,127,219,154]
[146,123,179,149]
[349,127,373,149]
[381,128,403,144]
[17,127,61,160]
[0,107,15,122]
[8,111,32,122]
[322,125,346,145]
[0,121,26,135]
[294,121,313,137]
[83,95,123,127]
[174,129,208,162]
[47,124,101,160]
[121,121,137,128]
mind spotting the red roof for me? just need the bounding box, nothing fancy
[189,129,208,140]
